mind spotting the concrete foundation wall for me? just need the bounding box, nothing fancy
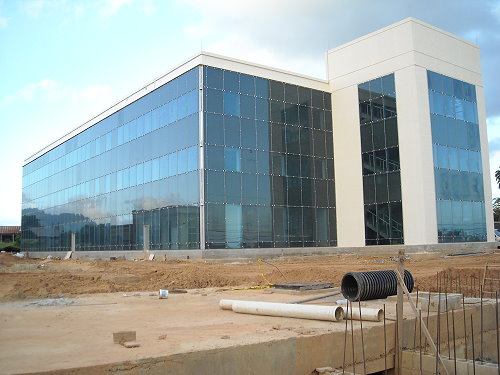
[402,351,498,375]
[29,242,497,260]
[401,302,499,359]
[20,317,398,375]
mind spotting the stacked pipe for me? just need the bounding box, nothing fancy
[341,270,414,301]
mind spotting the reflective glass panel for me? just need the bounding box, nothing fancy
[358,73,403,245]
[202,66,336,249]
[22,67,201,252]
[427,70,485,242]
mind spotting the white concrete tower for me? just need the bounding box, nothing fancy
[328,18,492,247]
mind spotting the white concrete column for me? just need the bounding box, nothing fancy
[143,225,150,251]
[332,85,366,247]
[71,232,76,252]
[395,66,438,245]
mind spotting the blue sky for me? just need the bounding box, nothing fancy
[0,0,499,225]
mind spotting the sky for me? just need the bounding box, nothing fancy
[0,0,499,226]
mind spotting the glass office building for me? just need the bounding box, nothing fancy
[21,64,336,252]
[21,19,494,254]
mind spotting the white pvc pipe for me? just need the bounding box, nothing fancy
[219,299,243,310]
[220,300,344,322]
[343,306,384,322]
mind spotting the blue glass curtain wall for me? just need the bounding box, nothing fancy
[427,71,486,242]
[203,66,337,249]
[358,74,404,245]
[22,67,201,251]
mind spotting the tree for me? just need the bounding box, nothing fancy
[493,198,500,222]
[13,234,20,248]
[496,167,500,189]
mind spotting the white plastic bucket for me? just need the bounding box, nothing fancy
[159,289,169,299]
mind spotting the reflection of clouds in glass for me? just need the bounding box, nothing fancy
[81,201,108,221]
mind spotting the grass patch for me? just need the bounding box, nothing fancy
[0,242,19,249]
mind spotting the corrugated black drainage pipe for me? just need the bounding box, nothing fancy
[341,270,414,301]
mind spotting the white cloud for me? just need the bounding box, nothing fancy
[20,0,87,24]
[0,0,7,27]
[98,0,156,18]
[1,79,113,106]
[205,34,325,78]
[492,1,500,22]
[182,0,500,113]
[140,0,155,15]
[21,0,48,17]
[2,78,65,103]
[487,116,500,142]
[99,0,133,17]
[0,172,22,224]
[487,116,500,198]
[78,84,112,103]
[181,0,333,77]
[73,3,84,16]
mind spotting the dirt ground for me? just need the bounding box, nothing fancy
[1,250,499,301]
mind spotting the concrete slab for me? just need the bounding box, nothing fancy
[0,289,496,375]
[418,292,462,311]
[0,289,391,375]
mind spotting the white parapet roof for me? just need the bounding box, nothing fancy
[326,17,481,91]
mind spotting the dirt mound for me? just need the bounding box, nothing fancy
[0,252,498,301]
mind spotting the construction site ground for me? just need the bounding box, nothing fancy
[0,250,499,374]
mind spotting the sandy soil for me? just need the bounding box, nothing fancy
[1,251,499,301]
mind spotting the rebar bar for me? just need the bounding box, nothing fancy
[350,301,355,375]
[414,287,419,350]
[436,286,441,375]
[471,314,476,375]
[474,276,477,298]
[383,303,387,375]
[397,301,401,375]
[452,309,457,375]
[463,294,468,363]
[425,291,431,352]
[342,299,348,375]
[446,288,450,360]
[358,301,366,375]
[450,271,453,293]
[496,291,499,375]
[394,270,450,375]
[436,271,439,293]
[419,309,423,375]
[480,285,483,361]
[471,276,474,298]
